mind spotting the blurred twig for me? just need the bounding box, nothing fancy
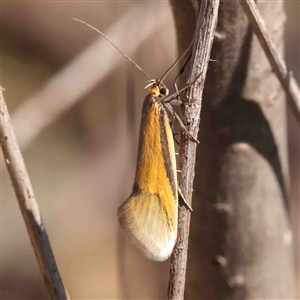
[0,87,69,300]
[167,1,220,299]
[11,3,171,150]
[239,0,300,125]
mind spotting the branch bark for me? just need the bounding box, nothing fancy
[167,1,220,299]
[182,1,296,299]
[0,88,69,300]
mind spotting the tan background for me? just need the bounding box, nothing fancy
[1,1,299,299]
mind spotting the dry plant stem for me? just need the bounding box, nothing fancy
[239,0,300,125]
[167,1,220,299]
[0,88,69,300]
[186,1,296,298]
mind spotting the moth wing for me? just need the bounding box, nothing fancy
[118,97,178,262]
[118,190,177,262]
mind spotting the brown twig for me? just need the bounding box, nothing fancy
[0,87,69,300]
[239,0,300,125]
[167,1,220,299]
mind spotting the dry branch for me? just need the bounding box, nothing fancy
[185,1,296,298]
[0,87,69,300]
[167,1,220,299]
[239,0,300,125]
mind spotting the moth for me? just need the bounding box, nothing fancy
[73,17,197,262]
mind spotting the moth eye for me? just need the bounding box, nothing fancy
[160,87,167,95]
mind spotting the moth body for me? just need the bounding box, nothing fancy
[118,85,178,262]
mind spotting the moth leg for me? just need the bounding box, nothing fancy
[162,70,203,105]
[172,132,180,146]
[173,52,192,105]
[164,103,199,144]
[178,185,193,211]
[170,113,180,146]
[170,110,176,128]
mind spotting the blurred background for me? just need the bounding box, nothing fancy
[1,1,299,299]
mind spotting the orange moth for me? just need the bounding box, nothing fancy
[72,18,196,262]
[118,82,178,261]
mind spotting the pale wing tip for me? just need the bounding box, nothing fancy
[143,232,177,262]
[118,205,177,262]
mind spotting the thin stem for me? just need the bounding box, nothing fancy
[239,0,300,125]
[0,88,69,300]
[167,1,220,299]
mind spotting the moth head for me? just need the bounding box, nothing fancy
[146,80,169,98]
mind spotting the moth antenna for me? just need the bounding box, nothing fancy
[72,17,151,80]
[158,36,195,86]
